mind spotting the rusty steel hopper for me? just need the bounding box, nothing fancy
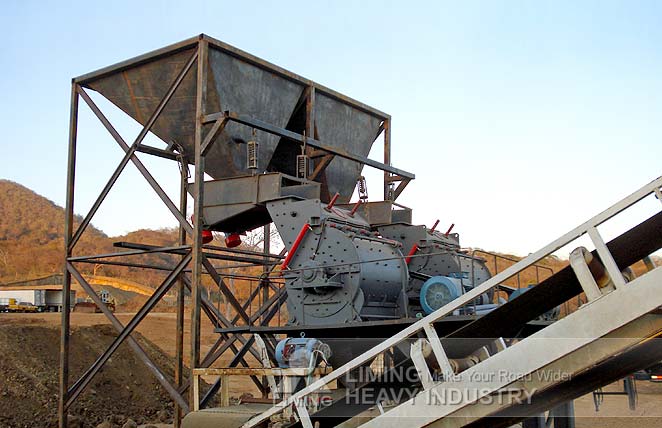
[77,35,388,201]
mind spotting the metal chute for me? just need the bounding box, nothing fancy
[84,39,384,199]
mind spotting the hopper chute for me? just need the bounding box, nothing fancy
[81,35,387,200]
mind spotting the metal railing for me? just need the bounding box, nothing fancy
[242,175,662,428]
[470,249,554,289]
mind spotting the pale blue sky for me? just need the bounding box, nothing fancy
[1,1,661,255]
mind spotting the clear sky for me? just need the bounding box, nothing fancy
[1,0,661,256]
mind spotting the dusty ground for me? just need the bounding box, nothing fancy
[0,312,259,428]
[573,380,662,427]
[2,312,662,427]
[0,316,181,428]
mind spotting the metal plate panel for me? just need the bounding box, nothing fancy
[87,47,200,153]
[85,39,384,202]
[314,93,382,202]
[207,47,305,178]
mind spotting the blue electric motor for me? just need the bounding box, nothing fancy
[419,276,463,315]
[275,337,332,368]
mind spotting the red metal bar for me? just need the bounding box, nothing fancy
[405,244,419,265]
[429,219,440,233]
[350,200,363,216]
[445,223,455,237]
[326,192,340,210]
[281,224,311,271]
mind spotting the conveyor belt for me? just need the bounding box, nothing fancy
[465,330,662,428]
[445,210,662,357]
[280,211,662,428]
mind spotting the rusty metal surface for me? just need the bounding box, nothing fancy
[336,201,413,225]
[194,173,321,232]
[84,36,385,199]
[314,93,382,202]
[86,47,200,166]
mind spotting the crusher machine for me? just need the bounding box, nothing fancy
[65,35,662,428]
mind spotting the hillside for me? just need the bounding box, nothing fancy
[0,180,105,244]
[0,180,105,281]
[0,179,181,286]
[1,178,658,299]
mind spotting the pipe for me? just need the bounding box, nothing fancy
[350,200,363,216]
[445,223,455,237]
[429,220,440,233]
[325,193,340,211]
[405,244,419,265]
[280,223,312,271]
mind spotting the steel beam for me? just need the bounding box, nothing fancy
[67,244,191,262]
[383,117,392,200]
[118,240,283,260]
[202,111,414,180]
[67,263,189,412]
[393,178,410,201]
[305,85,315,139]
[59,82,79,428]
[261,228,275,403]
[79,243,276,266]
[201,255,250,323]
[189,38,209,408]
[136,144,191,163]
[200,116,228,155]
[65,254,191,409]
[69,50,197,251]
[310,154,335,181]
[175,155,189,428]
[77,87,194,236]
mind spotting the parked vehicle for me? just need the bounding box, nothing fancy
[0,298,39,313]
[0,289,76,312]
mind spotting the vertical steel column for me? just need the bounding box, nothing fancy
[59,82,79,428]
[261,225,271,324]
[261,224,271,398]
[175,157,188,427]
[189,37,208,408]
[522,415,546,428]
[303,86,316,184]
[305,86,315,139]
[383,117,391,200]
[551,401,575,428]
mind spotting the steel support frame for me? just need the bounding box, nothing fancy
[59,47,198,428]
[64,256,191,409]
[59,36,283,427]
[59,80,78,428]
[60,34,413,426]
